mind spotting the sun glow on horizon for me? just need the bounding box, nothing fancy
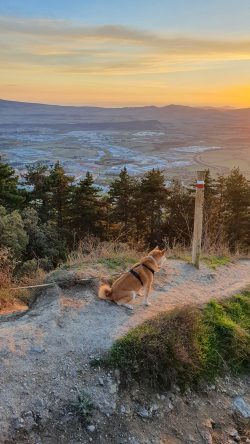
[0,13,250,107]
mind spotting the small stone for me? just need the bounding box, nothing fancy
[168,393,175,401]
[228,428,240,441]
[22,411,33,418]
[12,417,24,431]
[137,407,149,418]
[30,346,45,354]
[87,425,95,433]
[160,395,166,400]
[168,401,174,410]
[98,377,104,386]
[149,403,159,413]
[109,383,117,394]
[187,435,195,442]
[203,431,213,444]
[203,418,214,429]
[233,397,250,418]
[120,405,126,414]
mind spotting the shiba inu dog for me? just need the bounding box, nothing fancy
[98,247,166,309]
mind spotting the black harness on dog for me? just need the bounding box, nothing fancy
[129,262,155,286]
[129,268,144,286]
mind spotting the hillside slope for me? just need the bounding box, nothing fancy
[0,259,249,443]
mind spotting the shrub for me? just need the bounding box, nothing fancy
[72,391,94,422]
[106,292,250,389]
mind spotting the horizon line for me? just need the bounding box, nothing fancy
[1,98,249,110]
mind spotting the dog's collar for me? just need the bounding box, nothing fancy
[142,263,155,275]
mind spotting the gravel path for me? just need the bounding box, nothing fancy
[0,259,249,442]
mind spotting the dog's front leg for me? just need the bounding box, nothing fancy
[143,284,151,306]
[137,287,144,297]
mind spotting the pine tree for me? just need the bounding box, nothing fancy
[109,167,137,238]
[71,172,103,239]
[46,162,74,232]
[222,168,250,249]
[24,162,50,222]
[0,159,24,209]
[163,179,194,246]
[202,169,217,249]
[138,169,168,245]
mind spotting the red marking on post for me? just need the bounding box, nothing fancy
[196,180,205,189]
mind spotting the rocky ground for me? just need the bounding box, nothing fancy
[0,259,249,443]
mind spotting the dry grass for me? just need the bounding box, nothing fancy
[0,248,47,313]
[64,237,144,279]
[164,238,247,268]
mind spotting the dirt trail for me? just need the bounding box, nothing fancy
[0,259,249,443]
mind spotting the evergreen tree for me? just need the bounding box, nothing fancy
[138,169,168,245]
[222,168,250,249]
[46,162,74,232]
[24,162,50,222]
[109,167,137,237]
[0,159,24,209]
[71,172,103,239]
[163,179,194,246]
[202,169,217,248]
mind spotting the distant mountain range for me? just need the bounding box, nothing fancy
[1,99,249,181]
[0,99,250,129]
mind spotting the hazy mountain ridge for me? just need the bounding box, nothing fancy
[1,99,249,182]
[1,99,250,125]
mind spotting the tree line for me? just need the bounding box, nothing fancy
[0,158,249,274]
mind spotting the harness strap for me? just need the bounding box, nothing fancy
[142,263,155,275]
[129,268,144,286]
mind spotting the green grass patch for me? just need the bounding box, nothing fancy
[106,292,250,389]
[98,256,136,270]
[202,255,231,270]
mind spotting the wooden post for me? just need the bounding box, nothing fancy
[192,171,205,269]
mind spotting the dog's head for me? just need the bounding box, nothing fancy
[148,246,166,268]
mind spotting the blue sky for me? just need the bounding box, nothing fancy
[0,0,250,106]
[1,0,250,36]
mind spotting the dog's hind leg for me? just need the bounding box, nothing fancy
[116,291,135,310]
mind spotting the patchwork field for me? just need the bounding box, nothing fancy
[0,100,250,183]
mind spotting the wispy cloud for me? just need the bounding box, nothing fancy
[1,15,250,75]
[0,16,250,106]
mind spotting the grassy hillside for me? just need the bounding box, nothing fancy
[107,291,250,388]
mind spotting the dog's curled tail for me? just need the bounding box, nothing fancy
[98,283,112,300]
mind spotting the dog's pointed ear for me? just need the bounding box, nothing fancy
[161,248,166,254]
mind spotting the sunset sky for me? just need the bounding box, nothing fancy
[0,0,250,107]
